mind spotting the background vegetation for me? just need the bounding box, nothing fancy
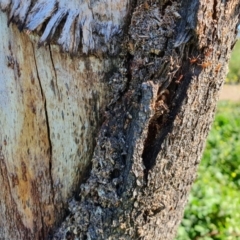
[176,40,240,240]
[226,40,240,84]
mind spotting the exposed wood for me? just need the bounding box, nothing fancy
[0,0,240,239]
[53,0,240,239]
[0,11,114,239]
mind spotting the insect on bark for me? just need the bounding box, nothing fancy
[198,61,211,68]
[175,74,183,84]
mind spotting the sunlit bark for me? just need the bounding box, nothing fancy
[0,0,239,239]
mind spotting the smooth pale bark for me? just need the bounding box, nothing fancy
[0,12,113,239]
[0,0,239,239]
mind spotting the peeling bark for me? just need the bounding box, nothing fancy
[0,0,240,239]
[0,0,130,54]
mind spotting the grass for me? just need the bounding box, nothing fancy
[176,101,240,240]
[226,40,240,84]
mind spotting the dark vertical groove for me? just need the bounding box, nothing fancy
[142,0,200,173]
[31,42,55,209]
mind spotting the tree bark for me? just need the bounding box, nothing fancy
[0,0,239,239]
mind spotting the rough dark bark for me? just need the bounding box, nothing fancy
[0,0,239,240]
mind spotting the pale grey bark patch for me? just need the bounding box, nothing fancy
[9,0,20,21]
[38,8,67,45]
[57,10,80,53]
[25,0,57,31]
[11,0,31,28]
[0,0,11,11]
[0,0,128,54]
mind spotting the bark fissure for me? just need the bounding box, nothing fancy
[140,2,197,173]
[51,1,188,238]
[142,68,193,172]
[31,42,55,207]
[212,0,218,21]
[1,0,240,239]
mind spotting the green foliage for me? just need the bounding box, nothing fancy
[176,101,240,240]
[226,40,240,84]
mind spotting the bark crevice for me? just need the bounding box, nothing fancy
[31,42,55,210]
[1,1,240,239]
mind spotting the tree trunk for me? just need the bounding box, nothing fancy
[0,0,239,239]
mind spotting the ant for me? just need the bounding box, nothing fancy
[175,74,183,84]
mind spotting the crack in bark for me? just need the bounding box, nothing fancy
[31,42,55,209]
[141,0,201,174]
[1,0,240,239]
[212,0,218,20]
